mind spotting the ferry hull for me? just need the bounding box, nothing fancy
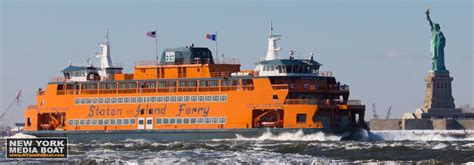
[23,128,367,142]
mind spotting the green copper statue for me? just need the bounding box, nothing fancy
[426,8,447,72]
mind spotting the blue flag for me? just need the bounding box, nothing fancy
[206,33,216,41]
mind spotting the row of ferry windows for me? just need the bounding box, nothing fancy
[74,95,228,105]
[68,117,227,126]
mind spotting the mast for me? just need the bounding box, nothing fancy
[265,19,281,60]
[97,28,113,80]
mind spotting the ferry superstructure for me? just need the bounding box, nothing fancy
[23,26,366,140]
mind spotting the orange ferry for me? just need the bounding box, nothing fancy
[23,27,366,141]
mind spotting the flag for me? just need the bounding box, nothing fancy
[206,33,216,41]
[147,31,156,38]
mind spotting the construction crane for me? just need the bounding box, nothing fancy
[372,103,379,119]
[0,90,22,122]
[385,106,392,119]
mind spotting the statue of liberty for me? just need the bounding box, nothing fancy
[425,8,447,72]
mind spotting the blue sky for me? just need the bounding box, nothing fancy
[1,0,472,123]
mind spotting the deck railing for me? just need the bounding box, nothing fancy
[347,99,362,105]
[272,84,288,90]
[317,71,333,77]
[210,72,231,78]
[50,77,66,82]
[284,99,320,105]
[135,58,240,66]
[27,105,38,110]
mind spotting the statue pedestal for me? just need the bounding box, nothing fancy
[420,71,458,118]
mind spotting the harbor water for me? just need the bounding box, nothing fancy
[1,130,473,164]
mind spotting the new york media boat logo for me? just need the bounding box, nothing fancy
[6,138,68,159]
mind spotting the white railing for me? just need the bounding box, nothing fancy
[317,71,333,77]
[347,99,362,105]
[135,58,240,66]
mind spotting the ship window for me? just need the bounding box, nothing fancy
[190,118,196,124]
[179,81,186,87]
[119,83,127,89]
[220,95,227,102]
[150,97,156,102]
[137,97,143,103]
[112,98,117,103]
[296,114,306,123]
[131,97,136,103]
[273,95,279,100]
[86,98,91,104]
[163,118,169,124]
[69,120,73,125]
[188,81,197,87]
[177,96,183,102]
[213,96,219,102]
[57,84,64,90]
[92,119,96,125]
[99,98,104,104]
[191,96,197,102]
[105,98,110,103]
[107,83,116,89]
[184,118,189,124]
[164,96,170,102]
[123,119,129,125]
[128,83,137,89]
[210,80,219,87]
[199,96,204,102]
[170,118,176,124]
[156,118,162,125]
[220,117,226,124]
[205,96,212,102]
[104,119,110,125]
[74,120,79,125]
[177,118,183,124]
[200,80,209,87]
[93,98,98,104]
[118,97,123,103]
[205,118,211,124]
[184,96,190,102]
[100,83,107,90]
[80,120,85,125]
[147,119,153,125]
[124,97,130,103]
[110,119,116,125]
[86,119,91,125]
[165,51,176,62]
[98,119,103,125]
[75,99,80,105]
[286,65,292,73]
[158,81,166,88]
[157,96,163,102]
[117,119,122,125]
[138,119,144,125]
[81,98,86,104]
[171,96,176,102]
[197,118,204,124]
[212,118,218,124]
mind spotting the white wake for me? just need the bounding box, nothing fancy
[215,130,342,141]
[370,130,474,141]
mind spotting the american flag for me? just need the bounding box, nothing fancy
[147,31,156,38]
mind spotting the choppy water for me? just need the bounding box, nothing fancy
[1,130,474,164]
